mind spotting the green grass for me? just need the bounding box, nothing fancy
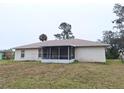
[0,60,124,89]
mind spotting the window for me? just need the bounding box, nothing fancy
[38,49,42,58]
[21,50,25,58]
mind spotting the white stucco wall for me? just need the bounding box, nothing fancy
[15,49,41,61]
[14,46,106,63]
[75,47,106,62]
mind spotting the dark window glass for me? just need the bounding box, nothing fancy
[21,50,25,58]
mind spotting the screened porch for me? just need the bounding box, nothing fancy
[42,46,75,60]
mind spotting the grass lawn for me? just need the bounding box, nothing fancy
[0,60,124,89]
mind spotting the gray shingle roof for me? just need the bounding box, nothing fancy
[14,39,109,49]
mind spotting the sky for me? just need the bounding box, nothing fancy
[0,0,124,50]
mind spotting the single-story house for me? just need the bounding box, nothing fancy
[14,39,109,63]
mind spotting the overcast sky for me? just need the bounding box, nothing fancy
[0,0,124,49]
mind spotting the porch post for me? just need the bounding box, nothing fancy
[58,47,60,59]
[49,47,51,59]
[68,46,69,60]
[41,48,43,59]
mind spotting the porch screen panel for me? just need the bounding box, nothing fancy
[51,47,58,59]
[43,47,50,59]
[72,47,75,59]
[69,46,75,59]
[60,46,68,59]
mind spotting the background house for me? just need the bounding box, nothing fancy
[0,51,4,60]
[0,50,14,60]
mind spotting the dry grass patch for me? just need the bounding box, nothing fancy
[0,60,124,88]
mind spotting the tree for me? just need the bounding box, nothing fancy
[54,34,62,40]
[113,4,124,57]
[103,31,115,44]
[54,22,75,40]
[113,4,124,29]
[39,34,47,42]
[101,3,124,59]
[102,30,119,59]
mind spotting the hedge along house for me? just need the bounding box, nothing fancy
[14,39,109,63]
